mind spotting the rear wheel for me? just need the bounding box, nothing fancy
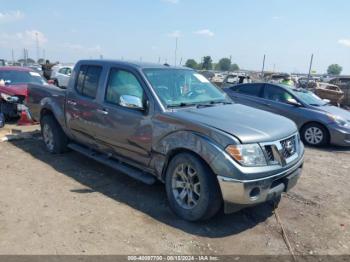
[41,115,68,154]
[301,123,329,147]
[165,153,222,221]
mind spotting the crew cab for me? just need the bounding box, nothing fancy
[27,60,304,221]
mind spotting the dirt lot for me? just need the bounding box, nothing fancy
[0,125,349,255]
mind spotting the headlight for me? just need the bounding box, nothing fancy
[0,93,19,103]
[327,114,349,127]
[225,144,267,167]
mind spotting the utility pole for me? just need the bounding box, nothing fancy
[158,57,161,64]
[35,32,40,62]
[11,49,14,64]
[307,54,314,83]
[261,54,266,77]
[174,37,178,66]
[179,57,183,66]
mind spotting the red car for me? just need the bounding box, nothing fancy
[0,66,50,119]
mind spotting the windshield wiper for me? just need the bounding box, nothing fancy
[167,102,198,108]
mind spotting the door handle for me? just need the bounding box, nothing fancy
[264,103,271,107]
[67,100,77,106]
[96,109,109,115]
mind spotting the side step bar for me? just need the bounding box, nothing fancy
[68,143,156,185]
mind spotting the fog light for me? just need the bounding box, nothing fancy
[250,187,261,199]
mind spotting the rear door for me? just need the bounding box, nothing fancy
[65,64,103,146]
[94,66,153,166]
[226,83,266,110]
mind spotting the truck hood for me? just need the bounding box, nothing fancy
[0,84,28,97]
[172,104,297,143]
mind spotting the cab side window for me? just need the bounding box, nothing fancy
[75,65,102,98]
[105,69,144,107]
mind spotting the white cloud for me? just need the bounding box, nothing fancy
[194,29,214,37]
[167,30,182,38]
[338,39,350,47]
[0,30,48,48]
[63,43,102,53]
[161,0,179,4]
[0,10,24,23]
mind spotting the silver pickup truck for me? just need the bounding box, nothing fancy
[27,60,304,221]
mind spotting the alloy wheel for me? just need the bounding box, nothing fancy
[171,163,201,209]
[304,126,324,145]
[43,124,54,151]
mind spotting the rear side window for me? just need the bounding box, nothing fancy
[75,65,102,98]
[233,84,263,97]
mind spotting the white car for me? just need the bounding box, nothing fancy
[51,64,74,88]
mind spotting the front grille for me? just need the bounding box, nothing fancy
[280,136,297,159]
[262,134,298,166]
[264,145,275,162]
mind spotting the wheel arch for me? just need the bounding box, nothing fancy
[151,131,225,182]
[300,121,330,144]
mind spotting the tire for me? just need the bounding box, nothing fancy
[165,153,222,221]
[301,123,329,147]
[41,115,68,154]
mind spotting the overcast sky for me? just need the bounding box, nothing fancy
[1,0,350,74]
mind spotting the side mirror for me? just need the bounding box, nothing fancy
[120,95,144,110]
[286,98,302,107]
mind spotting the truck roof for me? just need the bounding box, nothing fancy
[77,59,189,70]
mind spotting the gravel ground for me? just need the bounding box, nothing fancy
[0,125,349,255]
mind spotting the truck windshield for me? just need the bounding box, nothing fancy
[0,70,47,85]
[143,68,230,107]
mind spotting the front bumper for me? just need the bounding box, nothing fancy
[327,123,350,146]
[217,154,304,213]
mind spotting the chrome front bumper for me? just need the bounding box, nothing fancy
[217,156,304,213]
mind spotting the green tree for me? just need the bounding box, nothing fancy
[185,59,198,69]
[202,56,212,70]
[37,58,45,64]
[230,63,240,71]
[327,64,342,75]
[217,58,231,71]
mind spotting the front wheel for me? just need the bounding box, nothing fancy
[301,123,329,147]
[165,153,222,221]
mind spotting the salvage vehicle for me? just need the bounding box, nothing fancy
[0,66,49,119]
[50,64,74,88]
[27,60,304,221]
[224,83,350,147]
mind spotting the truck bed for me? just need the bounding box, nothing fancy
[27,84,66,122]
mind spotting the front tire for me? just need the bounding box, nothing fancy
[165,153,222,221]
[301,123,329,147]
[41,115,68,154]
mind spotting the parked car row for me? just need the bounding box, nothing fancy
[1,60,349,222]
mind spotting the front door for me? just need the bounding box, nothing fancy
[94,67,153,166]
[261,84,304,126]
